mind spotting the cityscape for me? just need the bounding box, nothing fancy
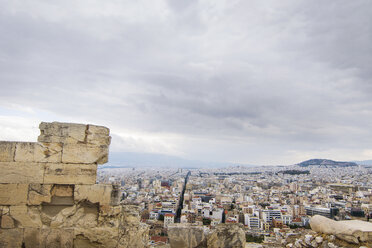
[98,160,372,247]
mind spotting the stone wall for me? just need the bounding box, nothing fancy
[0,122,149,248]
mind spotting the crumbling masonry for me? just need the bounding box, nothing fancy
[0,122,149,248]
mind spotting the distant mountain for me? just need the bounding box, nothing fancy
[100,152,233,169]
[297,159,357,167]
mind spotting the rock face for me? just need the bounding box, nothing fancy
[168,223,246,248]
[310,215,372,244]
[207,224,246,248]
[0,122,149,248]
[168,224,207,248]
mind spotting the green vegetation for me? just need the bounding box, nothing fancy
[202,218,211,225]
[278,170,310,175]
[245,234,264,243]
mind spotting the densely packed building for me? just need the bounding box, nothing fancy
[98,164,372,246]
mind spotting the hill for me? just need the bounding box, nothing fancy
[297,159,357,167]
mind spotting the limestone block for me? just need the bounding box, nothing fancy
[0,142,15,162]
[0,184,28,205]
[86,124,111,146]
[1,215,15,228]
[43,163,97,184]
[0,229,23,248]
[28,184,53,205]
[75,184,114,205]
[62,143,109,164]
[207,223,246,248]
[168,224,207,248]
[40,228,74,248]
[51,184,74,197]
[10,205,42,228]
[0,162,44,184]
[310,215,372,244]
[15,142,62,163]
[38,122,87,144]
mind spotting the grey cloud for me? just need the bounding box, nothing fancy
[0,0,371,164]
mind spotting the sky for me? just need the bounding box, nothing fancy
[0,0,371,165]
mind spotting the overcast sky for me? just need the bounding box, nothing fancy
[0,0,371,165]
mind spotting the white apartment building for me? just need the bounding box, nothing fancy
[244,214,260,229]
[262,209,282,223]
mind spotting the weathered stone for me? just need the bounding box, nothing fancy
[74,184,115,205]
[168,224,207,248]
[0,229,23,248]
[98,205,122,227]
[1,215,15,228]
[86,125,111,146]
[15,142,62,163]
[43,163,97,184]
[0,184,28,205]
[40,228,74,248]
[51,184,74,197]
[24,228,41,248]
[38,122,87,144]
[50,202,98,228]
[28,184,53,205]
[62,143,108,164]
[0,142,15,162]
[207,223,246,248]
[310,215,372,244]
[0,162,44,183]
[118,223,150,248]
[74,227,119,248]
[0,206,9,215]
[118,205,150,248]
[10,205,42,228]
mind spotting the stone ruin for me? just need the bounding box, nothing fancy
[0,122,149,248]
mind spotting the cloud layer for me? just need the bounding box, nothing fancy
[0,0,371,164]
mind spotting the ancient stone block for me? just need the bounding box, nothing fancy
[15,142,62,163]
[40,228,74,248]
[51,184,74,197]
[0,184,28,205]
[0,162,44,184]
[38,122,87,144]
[0,229,23,248]
[43,163,97,184]
[74,184,114,205]
[86,125,111,146]
[62,143,109,164]
[1,215,15,228]
[0,142,15,162]
[28,184,53,205]
[10,205,42,228]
